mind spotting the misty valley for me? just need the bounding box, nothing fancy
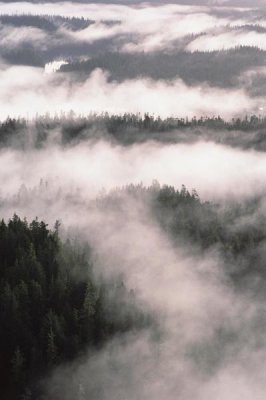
[2,180,266,399]
[1,115,266,399]
[1,1,266,400]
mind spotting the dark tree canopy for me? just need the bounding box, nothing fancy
[0,215,148,400]
[2,113,266,151]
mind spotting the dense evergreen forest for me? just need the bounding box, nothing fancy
[96,183,266,282]
[2,114,266,150]
[59,47,266,88]
[0,215,149,399]
[1,184,266,399]
[0,14,94,31]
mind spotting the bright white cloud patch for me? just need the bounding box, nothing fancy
[44,60,68,74]
[0,66,261,120]
[1,140,266,206]
[0,2,265,52]
[0,24,47,48]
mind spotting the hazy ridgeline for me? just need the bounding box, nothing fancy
[1,0,266,399]
[2,114,266,150]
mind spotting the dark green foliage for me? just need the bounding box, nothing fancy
[2,113,266,151]
[0,14,115,66]
[0,15,93,32]
[2,186,266,399]
[2,47,45,67]
[97,183,266,280]
[0,215,147,399]
[60,47,266,87]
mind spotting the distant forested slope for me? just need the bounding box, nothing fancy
[60,47,266,88]
[1,114,266,151]
[1,13,266,96]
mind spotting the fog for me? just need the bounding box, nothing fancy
[0,66,263,119]
[0,1,265,54]
[1,135,265,400]
[1,1,266,399]
[0,2,266,119]
[2,139,266,205]
[0,1,265,118]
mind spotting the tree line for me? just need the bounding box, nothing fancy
[1,113,266,149]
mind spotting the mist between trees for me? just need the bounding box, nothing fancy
[1,111,266,400]
[1,182,266,399]
[2,1,266,399]
[2,113,266,151]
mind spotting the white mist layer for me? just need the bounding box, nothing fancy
[0,66,262,120]
[13,139,263,400]
[1,140,266,221]
[0,2,265,53]
[1,131,266,400]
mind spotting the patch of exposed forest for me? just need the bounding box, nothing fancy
[60,47,266,88]
[96,183,266,281]
[1,114,266,150]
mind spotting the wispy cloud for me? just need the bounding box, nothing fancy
[1,135,265,400]
[0,66,261,120]
[0,2,265,53]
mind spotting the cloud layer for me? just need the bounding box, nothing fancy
[0,66,263,120]
[0,135,264,400]
[1,2,266,400]
[0,2,265,53]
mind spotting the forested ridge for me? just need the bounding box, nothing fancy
[0,14,94,31]
[59,47,266,87]
[2,114,266,150]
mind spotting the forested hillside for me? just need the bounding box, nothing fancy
[2,183,266,399]
[60,47,266,88]
[0,215,149,399]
